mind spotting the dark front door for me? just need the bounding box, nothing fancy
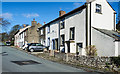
[52,39,55,50]
[55,39,58,51]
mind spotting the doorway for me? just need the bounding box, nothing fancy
[77,43,83,55]
[55,39,58,51]
[52,39,55,50]
[66,41,70,53]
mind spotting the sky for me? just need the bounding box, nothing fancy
[1,1,120,33]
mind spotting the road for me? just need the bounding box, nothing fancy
[1,46,86,72]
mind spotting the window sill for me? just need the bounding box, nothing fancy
[60,45,64,46]
[60,28,65,30]
[95,12,102,14]
[69,39,74,40]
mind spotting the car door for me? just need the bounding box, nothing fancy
[36,43,42,50]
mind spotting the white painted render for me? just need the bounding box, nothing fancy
[118,42,120,56]
[92,28,116,57]
[14,32,20,47]
[115,41,119,56]
[45,21,59,50]
[91,0,115,30]
[64,8,86,55]
[14,26,30,48]
[43,0,118,56]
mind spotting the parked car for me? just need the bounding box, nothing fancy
[22,43,30,50]
[6,41,11,46]
[27,43,46,52]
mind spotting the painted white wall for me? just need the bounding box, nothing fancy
[64,8,86,55]
[14,26,30,48]
[46,21,59,50]
[91,0,115,30]
[92,28,116,57]
[115,41,119,56]
[118,42,120,56]
[14,32,20,47]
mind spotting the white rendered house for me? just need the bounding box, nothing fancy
[38,0,120,56]
[14,26,30,48]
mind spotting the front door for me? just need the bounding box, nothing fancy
[52,39,55,50]
[77,43,83,55]
[66,42,70,53]
[55,39,58,51]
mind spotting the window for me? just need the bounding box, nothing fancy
[61,35,65,46]
[48,38,50,46]
[70,27,75,40]
[96,4,101,13]
[60,18,65,29]
[41,29,43,35]
[25,32,26,36]
[48,25,50,33]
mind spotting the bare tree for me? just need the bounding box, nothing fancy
[0,18,11,31]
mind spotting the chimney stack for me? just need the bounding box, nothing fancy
[23,24,26,28]
[31,18,37,26]
[44,22,46,25]
[59,9,66,17]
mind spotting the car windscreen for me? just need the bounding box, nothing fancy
[36,43,41,46]
[6,42,10,44]
[31,43,36,46]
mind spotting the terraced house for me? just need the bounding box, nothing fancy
[38,0,120,57]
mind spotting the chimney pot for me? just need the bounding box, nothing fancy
[59,10,66,17]
[44,22,46,24]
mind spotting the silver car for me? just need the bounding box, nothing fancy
[28,43,46,52]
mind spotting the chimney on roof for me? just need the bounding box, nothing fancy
[59,8,66,17]
[31,18,37,26]
[44,22,46,25]
[23,24,26,28]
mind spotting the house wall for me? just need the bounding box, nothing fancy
[46,21,59,50]
[14,33,20,47]
[64,8,86,55]
[60,29,65,52]
[91,0,115,30]
[118,42,120,56]
[92,28,116,57]
[27,24,41,43]
[19,32,25,48]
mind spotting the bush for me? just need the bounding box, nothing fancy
[110,56,120,67]
[85,45,97,56]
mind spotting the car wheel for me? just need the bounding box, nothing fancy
[30,48,34,52]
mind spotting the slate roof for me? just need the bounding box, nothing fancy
[92,27,120,41]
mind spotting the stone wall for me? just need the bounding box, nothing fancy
[54,53,111,69]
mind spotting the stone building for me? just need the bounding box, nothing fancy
[27,19,42,43]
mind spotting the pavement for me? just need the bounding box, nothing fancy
[1,45,86,72]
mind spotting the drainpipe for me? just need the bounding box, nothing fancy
[86,3,88,47]
[58,21,60,52]
[87,2,92,56]
[89,2,92,47]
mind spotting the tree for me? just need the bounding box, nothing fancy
[0,32,9,42]
[0,18,11,31]
[8,25,21,45]
[9,24,21,39]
